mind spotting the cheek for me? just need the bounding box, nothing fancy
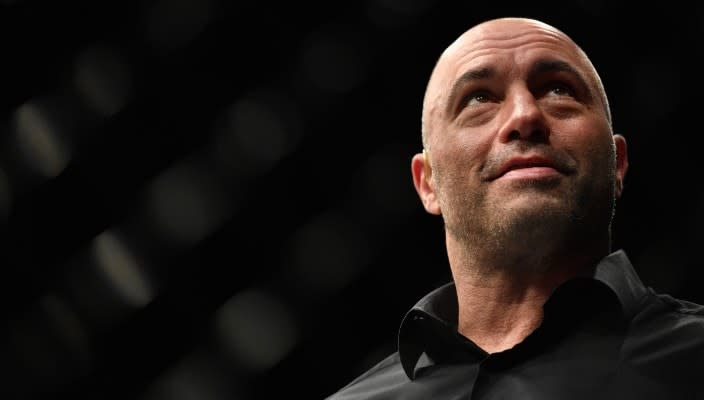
[433,128,491,173]
[567,135,617,195]
[583,133,615,166]
[433,151,489,214]
[559,119,614,162]
[434,144,484,186]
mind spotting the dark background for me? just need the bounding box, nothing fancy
[1,1,703,399]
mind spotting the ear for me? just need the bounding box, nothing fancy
[411,151,441,215]
[613,134,628,198]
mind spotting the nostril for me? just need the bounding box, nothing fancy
[507,130,521,141]
[506,128,548,143]
[528,128,549,141]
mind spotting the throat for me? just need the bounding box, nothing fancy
[454,280,551,354]
[459,311,544,354]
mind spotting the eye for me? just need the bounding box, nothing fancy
[464,90,493,106]
[546,82,575,97]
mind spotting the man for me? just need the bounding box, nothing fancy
[326,17,704,399]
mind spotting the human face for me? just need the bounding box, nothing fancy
[412,18,628,252]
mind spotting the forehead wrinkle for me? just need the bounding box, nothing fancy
[444,24,572,64]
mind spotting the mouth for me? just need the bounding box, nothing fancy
[493,156,564,180]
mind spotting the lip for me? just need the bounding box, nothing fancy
[494,156,562,180]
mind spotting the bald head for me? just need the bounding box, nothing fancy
[420,17,611,149]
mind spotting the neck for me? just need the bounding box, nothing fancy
[446,234,609,353]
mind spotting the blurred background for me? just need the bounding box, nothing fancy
[1,0,703,399]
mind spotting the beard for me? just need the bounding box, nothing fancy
[437,146,617,273]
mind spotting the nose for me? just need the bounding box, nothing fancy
[497,87,548,143]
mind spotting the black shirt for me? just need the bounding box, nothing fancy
[326,250,704,399]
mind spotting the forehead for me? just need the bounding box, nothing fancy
[439,20,589,84]
[421,19,608,145]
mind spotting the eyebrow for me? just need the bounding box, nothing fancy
[444,58,594,116]
[530,59,593,101]
[445,66,495,115]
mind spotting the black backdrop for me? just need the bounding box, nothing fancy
[1,1,703,399]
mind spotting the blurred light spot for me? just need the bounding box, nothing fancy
[73,45,132,117]
[65,248,143,329]
[215,288,298,372]
[0,166,12,219]
[211,88,301,178]
[146,159,231,246]
[361,151,417,215]
[12,101,71,179]
[286,212,369,294]
[145,0,213,50]
[141,350,244,400]
[93,230,154,308]
[366,0,436,28]
[299,23,371,93]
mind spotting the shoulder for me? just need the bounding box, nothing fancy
[649,290,704,325]
[633,289,704,348]
[325,352,407,400]
[623,289,704,384]
[654,292,704,317]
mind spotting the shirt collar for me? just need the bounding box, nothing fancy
[587,249,648,319]
[397,249,648,380]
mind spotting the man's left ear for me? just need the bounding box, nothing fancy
[614,134,628,198]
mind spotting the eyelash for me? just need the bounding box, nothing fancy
[462,82,576,107]
[464,90,493,105]
[546,82,574,97]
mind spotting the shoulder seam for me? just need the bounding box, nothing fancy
[651,289,704,316]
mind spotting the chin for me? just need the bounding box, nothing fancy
[496,202,576,240]
[500,192,569,215]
